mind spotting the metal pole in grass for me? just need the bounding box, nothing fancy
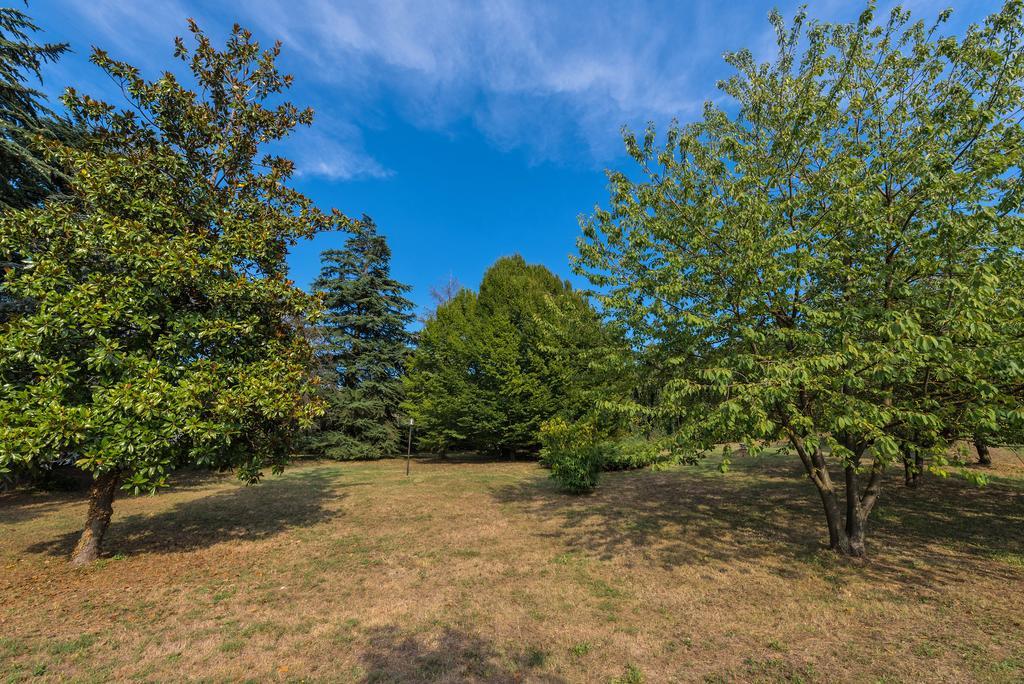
[406,418,414,476]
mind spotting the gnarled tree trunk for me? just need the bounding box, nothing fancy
[70,471,120,566]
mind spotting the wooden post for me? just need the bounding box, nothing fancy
[406,418,414,476]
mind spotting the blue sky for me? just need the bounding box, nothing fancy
[27,0,1001,316]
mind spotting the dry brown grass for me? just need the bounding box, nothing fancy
[1,449,1023,683]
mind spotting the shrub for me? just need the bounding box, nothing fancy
[539,418,604,494]
[602,437,665,471]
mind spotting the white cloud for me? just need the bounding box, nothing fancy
[241,0,725,163]
[58,0,1004,171]
[288,119,394,181]
[66,0,195,61]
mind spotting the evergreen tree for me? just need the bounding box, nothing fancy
[307,218,415,459]
[0,6,74,209]
[1,7,79,330]
[404,255,610,455]
[404,288,500,453]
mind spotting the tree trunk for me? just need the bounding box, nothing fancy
[902,445,923,488]
[816,481,847,552]
[843,466,867,557]
[974,434,991,466]
[788,432,855,555]
[788,430,879,558]
[70,471,120,566]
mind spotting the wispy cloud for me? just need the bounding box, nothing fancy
[65,0,196,62]
[287,118,394,181]
[58,0,1002,173]
[242,0,732,163]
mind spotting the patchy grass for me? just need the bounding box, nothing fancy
[1,449,1023,682]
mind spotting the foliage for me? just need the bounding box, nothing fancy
[540,420,673,493]
[574,2,1024,555]
[0,5,75,211]
[403,255,615,455]
[601,437,668,472]
[0,21,346,558]
[404,287,497,452]
[539,417,604,493]
[304,218,415,459]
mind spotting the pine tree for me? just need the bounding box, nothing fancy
[307,218,415,459]
[0,6,74,209]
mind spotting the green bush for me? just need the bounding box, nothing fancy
[539,418,604,494]
[602,437,665,471]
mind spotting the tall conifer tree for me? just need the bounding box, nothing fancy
[0,6,74,210]
[307,219,415,459]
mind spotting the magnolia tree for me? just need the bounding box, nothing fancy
[0,23,350,564]
[575,2,1024,556]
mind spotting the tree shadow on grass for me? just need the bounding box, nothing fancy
[357,625,566,684]
[0,491,80,525]
[24,468,343,558]
[416,452,539,466]
[490,455,1024,588]
[0,466,294,525]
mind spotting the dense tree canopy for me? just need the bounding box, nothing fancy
[575,2,1024,556]
[0,21,347,563]
[0,7,80,332]
[0,6,74,210]
[404,255,612,455]
[305,218,415,459]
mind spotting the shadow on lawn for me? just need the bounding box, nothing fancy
[0,492,80,525]
[491,455,1024,587]
[25,468,342,558]
[357,625,566,684]
[416,452,539,466]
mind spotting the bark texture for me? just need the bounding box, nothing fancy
[788,430,880,558]
[70,471,120,566]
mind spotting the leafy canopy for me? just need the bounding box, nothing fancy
[404,255,611,454]
[575,1,1024,554]
[0,21,350,491]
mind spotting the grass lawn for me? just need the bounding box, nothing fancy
[2,450,1023,683]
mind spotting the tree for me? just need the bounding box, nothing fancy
[1,6,80,337]
[429,272,460,310]
[305,218,415,459]
[575,2,1024,556]
[0,5,73,210]
[0,21,350,564]
[404,288,500,453]
[404,255,610,455]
